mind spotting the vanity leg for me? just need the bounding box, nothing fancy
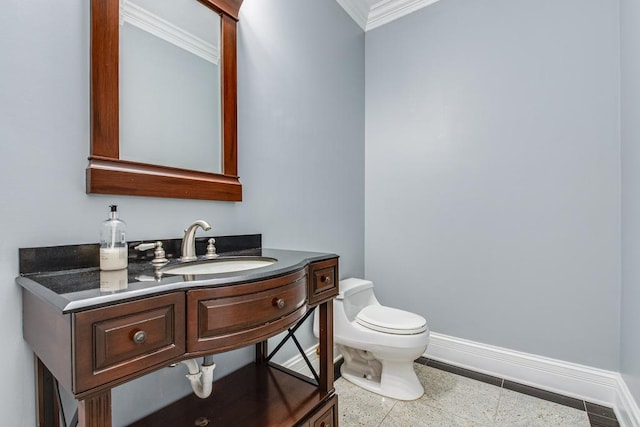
[255,340,268,363]
[77,390,111,427]
[36,358,60,427]
[318,301,335,395]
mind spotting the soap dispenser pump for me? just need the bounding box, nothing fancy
[100,205,127,270]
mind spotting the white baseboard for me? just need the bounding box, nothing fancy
[280,345,320,374]
[616,375,640,427]
[280,344,342,375]
[426,332,640,427]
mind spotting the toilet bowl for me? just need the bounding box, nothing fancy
[314,278,429,400]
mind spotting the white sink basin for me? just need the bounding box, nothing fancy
[161,257,276,275]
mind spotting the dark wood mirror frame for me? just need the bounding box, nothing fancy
[87,0,243,201]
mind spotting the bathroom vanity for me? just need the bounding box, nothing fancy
[18,239,338,426]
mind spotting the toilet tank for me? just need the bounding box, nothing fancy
[338,278,379,321]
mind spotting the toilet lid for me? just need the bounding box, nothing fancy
[356,305,427,335]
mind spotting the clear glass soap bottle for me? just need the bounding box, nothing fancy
[100,205,127,270]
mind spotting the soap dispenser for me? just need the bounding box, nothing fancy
[100,205,127,270]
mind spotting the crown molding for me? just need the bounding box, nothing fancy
[335,0,371,30]
[120,0,219,64]
[368,0,442,30]
[336,0,442,31]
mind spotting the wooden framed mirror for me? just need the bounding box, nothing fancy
[87,0,243,201]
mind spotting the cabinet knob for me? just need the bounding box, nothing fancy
[273,298,285,309]
[320,275,331,284]
[194,416,210,426]
[132,330,147,344]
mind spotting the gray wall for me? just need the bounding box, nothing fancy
[621,0,640,405]
[364,0,621,370]
[0,0,364,425]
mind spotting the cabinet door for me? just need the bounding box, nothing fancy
[187,269,308,353]
[74,293,185,393]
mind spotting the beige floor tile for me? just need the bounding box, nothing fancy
[415,364,500,425]
[494,388,590,427]
[380,397,490,427]
[335,377,397,427]
[335,363,594,426]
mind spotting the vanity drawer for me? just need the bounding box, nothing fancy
[187,269,307,353]
[308,258,339,306]
[73,293,185,393]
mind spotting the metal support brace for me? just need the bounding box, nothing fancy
[266,307,320,385]
[53,378,78,427]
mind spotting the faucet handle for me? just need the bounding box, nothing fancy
[135,241,168,266]
[205,238,218,259]
[151,241,168,266]
[134,242,156,252]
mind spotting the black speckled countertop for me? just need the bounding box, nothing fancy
[16,235,337,314]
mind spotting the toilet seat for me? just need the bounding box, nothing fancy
[356,305,427,335]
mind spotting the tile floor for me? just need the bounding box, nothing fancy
[334,359,620,427]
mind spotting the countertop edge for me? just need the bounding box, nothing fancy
[17,249,338,313]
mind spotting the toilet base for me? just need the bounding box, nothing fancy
[340,357,424,401]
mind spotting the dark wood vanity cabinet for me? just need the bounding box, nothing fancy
[22,255,339,427]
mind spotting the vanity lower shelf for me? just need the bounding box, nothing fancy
[129,363,338,427]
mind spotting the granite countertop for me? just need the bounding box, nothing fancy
[17,241,337,313]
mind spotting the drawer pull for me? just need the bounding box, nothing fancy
[132,330,147,344]
[320,275,331,284]
[272,298,285,309]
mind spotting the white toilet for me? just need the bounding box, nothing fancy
[315,278,430,400]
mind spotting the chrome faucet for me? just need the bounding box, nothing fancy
[181,220,212,262]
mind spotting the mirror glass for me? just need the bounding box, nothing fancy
[119,0,222,173]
